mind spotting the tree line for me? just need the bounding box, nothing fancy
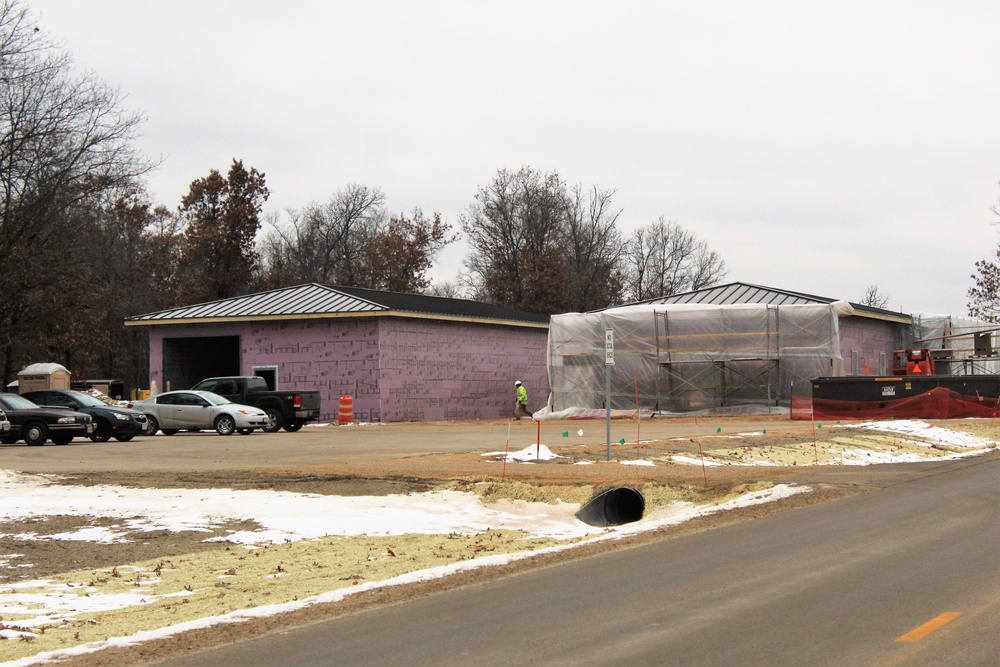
[0,0,728,390]
[458,167,725,313]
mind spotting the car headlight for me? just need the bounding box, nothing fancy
[57,417,74,424]
[113,413,130,421]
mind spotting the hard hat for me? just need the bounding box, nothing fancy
[515,380,521,386]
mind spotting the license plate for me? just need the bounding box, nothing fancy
[87,424,95,433]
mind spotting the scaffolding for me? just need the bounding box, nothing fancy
[910,312,1000,375]
[545,301,850,416]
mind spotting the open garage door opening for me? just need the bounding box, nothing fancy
[162,336,240,391]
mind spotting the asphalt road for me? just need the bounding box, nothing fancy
[163,454,1000,666]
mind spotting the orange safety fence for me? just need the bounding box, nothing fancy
[792,386,1000,421]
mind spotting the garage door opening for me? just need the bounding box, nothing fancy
[162,336,240,391]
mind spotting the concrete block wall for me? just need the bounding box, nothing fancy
[238,319,381,422]
[838,317,904,376]
[146,316,549,423]
[147,321,382,421]
[378,318,549,421]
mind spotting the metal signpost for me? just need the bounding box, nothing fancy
[605,328,614,461]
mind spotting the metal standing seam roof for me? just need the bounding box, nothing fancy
[126,283,550,326]
[634,282,911,322]
[653,283,822,306]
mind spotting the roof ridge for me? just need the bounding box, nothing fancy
[126,283,549,326]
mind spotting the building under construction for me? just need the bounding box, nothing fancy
[542,283,998,418]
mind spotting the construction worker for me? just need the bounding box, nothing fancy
[514,380,530,420]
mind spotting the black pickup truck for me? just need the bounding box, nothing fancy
[191,376,322,433]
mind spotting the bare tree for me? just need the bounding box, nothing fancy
[0,0,150,383]
[461,167,570,314]
[969,252,1000,322]
[564,184,625,310]
[259,188,456,294]
[425,280,467,298]
[80,186,179,389]
[461,168,722,313]
[860,285,891,309]
[353,209,455,292]
[256,210,298,289]
[968,185,1000,322]
[621,217,726,302]
[263,184,386,285]
[139,204,185,308]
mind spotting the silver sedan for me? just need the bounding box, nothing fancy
[130,390,268,436]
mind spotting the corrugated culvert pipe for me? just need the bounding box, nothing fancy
[575,486,645,527]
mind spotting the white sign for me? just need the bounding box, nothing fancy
[605,329,615,365]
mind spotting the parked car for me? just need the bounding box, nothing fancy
[0,393,94,446]
[191,376,322,433]
[21,389,147,442]
[129,390,268,436]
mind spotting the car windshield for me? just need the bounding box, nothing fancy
[198,392,232,406]
[72,393,107,407]
[0,394,40,410]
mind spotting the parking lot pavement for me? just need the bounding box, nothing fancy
[0,417,815,475]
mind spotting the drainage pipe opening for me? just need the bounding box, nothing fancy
[575,486,645,527]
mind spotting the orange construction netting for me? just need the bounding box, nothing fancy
[791,386,1000,421]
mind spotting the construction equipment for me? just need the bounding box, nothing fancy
[892,349,935,376]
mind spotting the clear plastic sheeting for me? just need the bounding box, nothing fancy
[532,406,656,420]
[910,312,1000,375]
[546,302,846,415]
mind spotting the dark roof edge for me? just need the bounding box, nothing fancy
[323,284,550,324]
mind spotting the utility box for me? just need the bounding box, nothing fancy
[17,363,72,392]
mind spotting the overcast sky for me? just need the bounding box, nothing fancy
[27,0,1000,315]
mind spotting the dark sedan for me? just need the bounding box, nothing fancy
[22,389,147,442]
[0,393,94,445]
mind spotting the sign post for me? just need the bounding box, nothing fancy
[605,328,614,461]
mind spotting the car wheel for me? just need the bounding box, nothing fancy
[23,421,48,446]
[114,435,134,442]
[144,415,159,436]
[283,421,303,432]
[262,409,283,433]
[91,419,112,443]
[237,428,254,435]
[215,414,236,436]
[0,435,17,445]
[162,429,178,436]
[52,435,73,445]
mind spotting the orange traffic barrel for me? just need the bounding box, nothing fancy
[337,395,353,424]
